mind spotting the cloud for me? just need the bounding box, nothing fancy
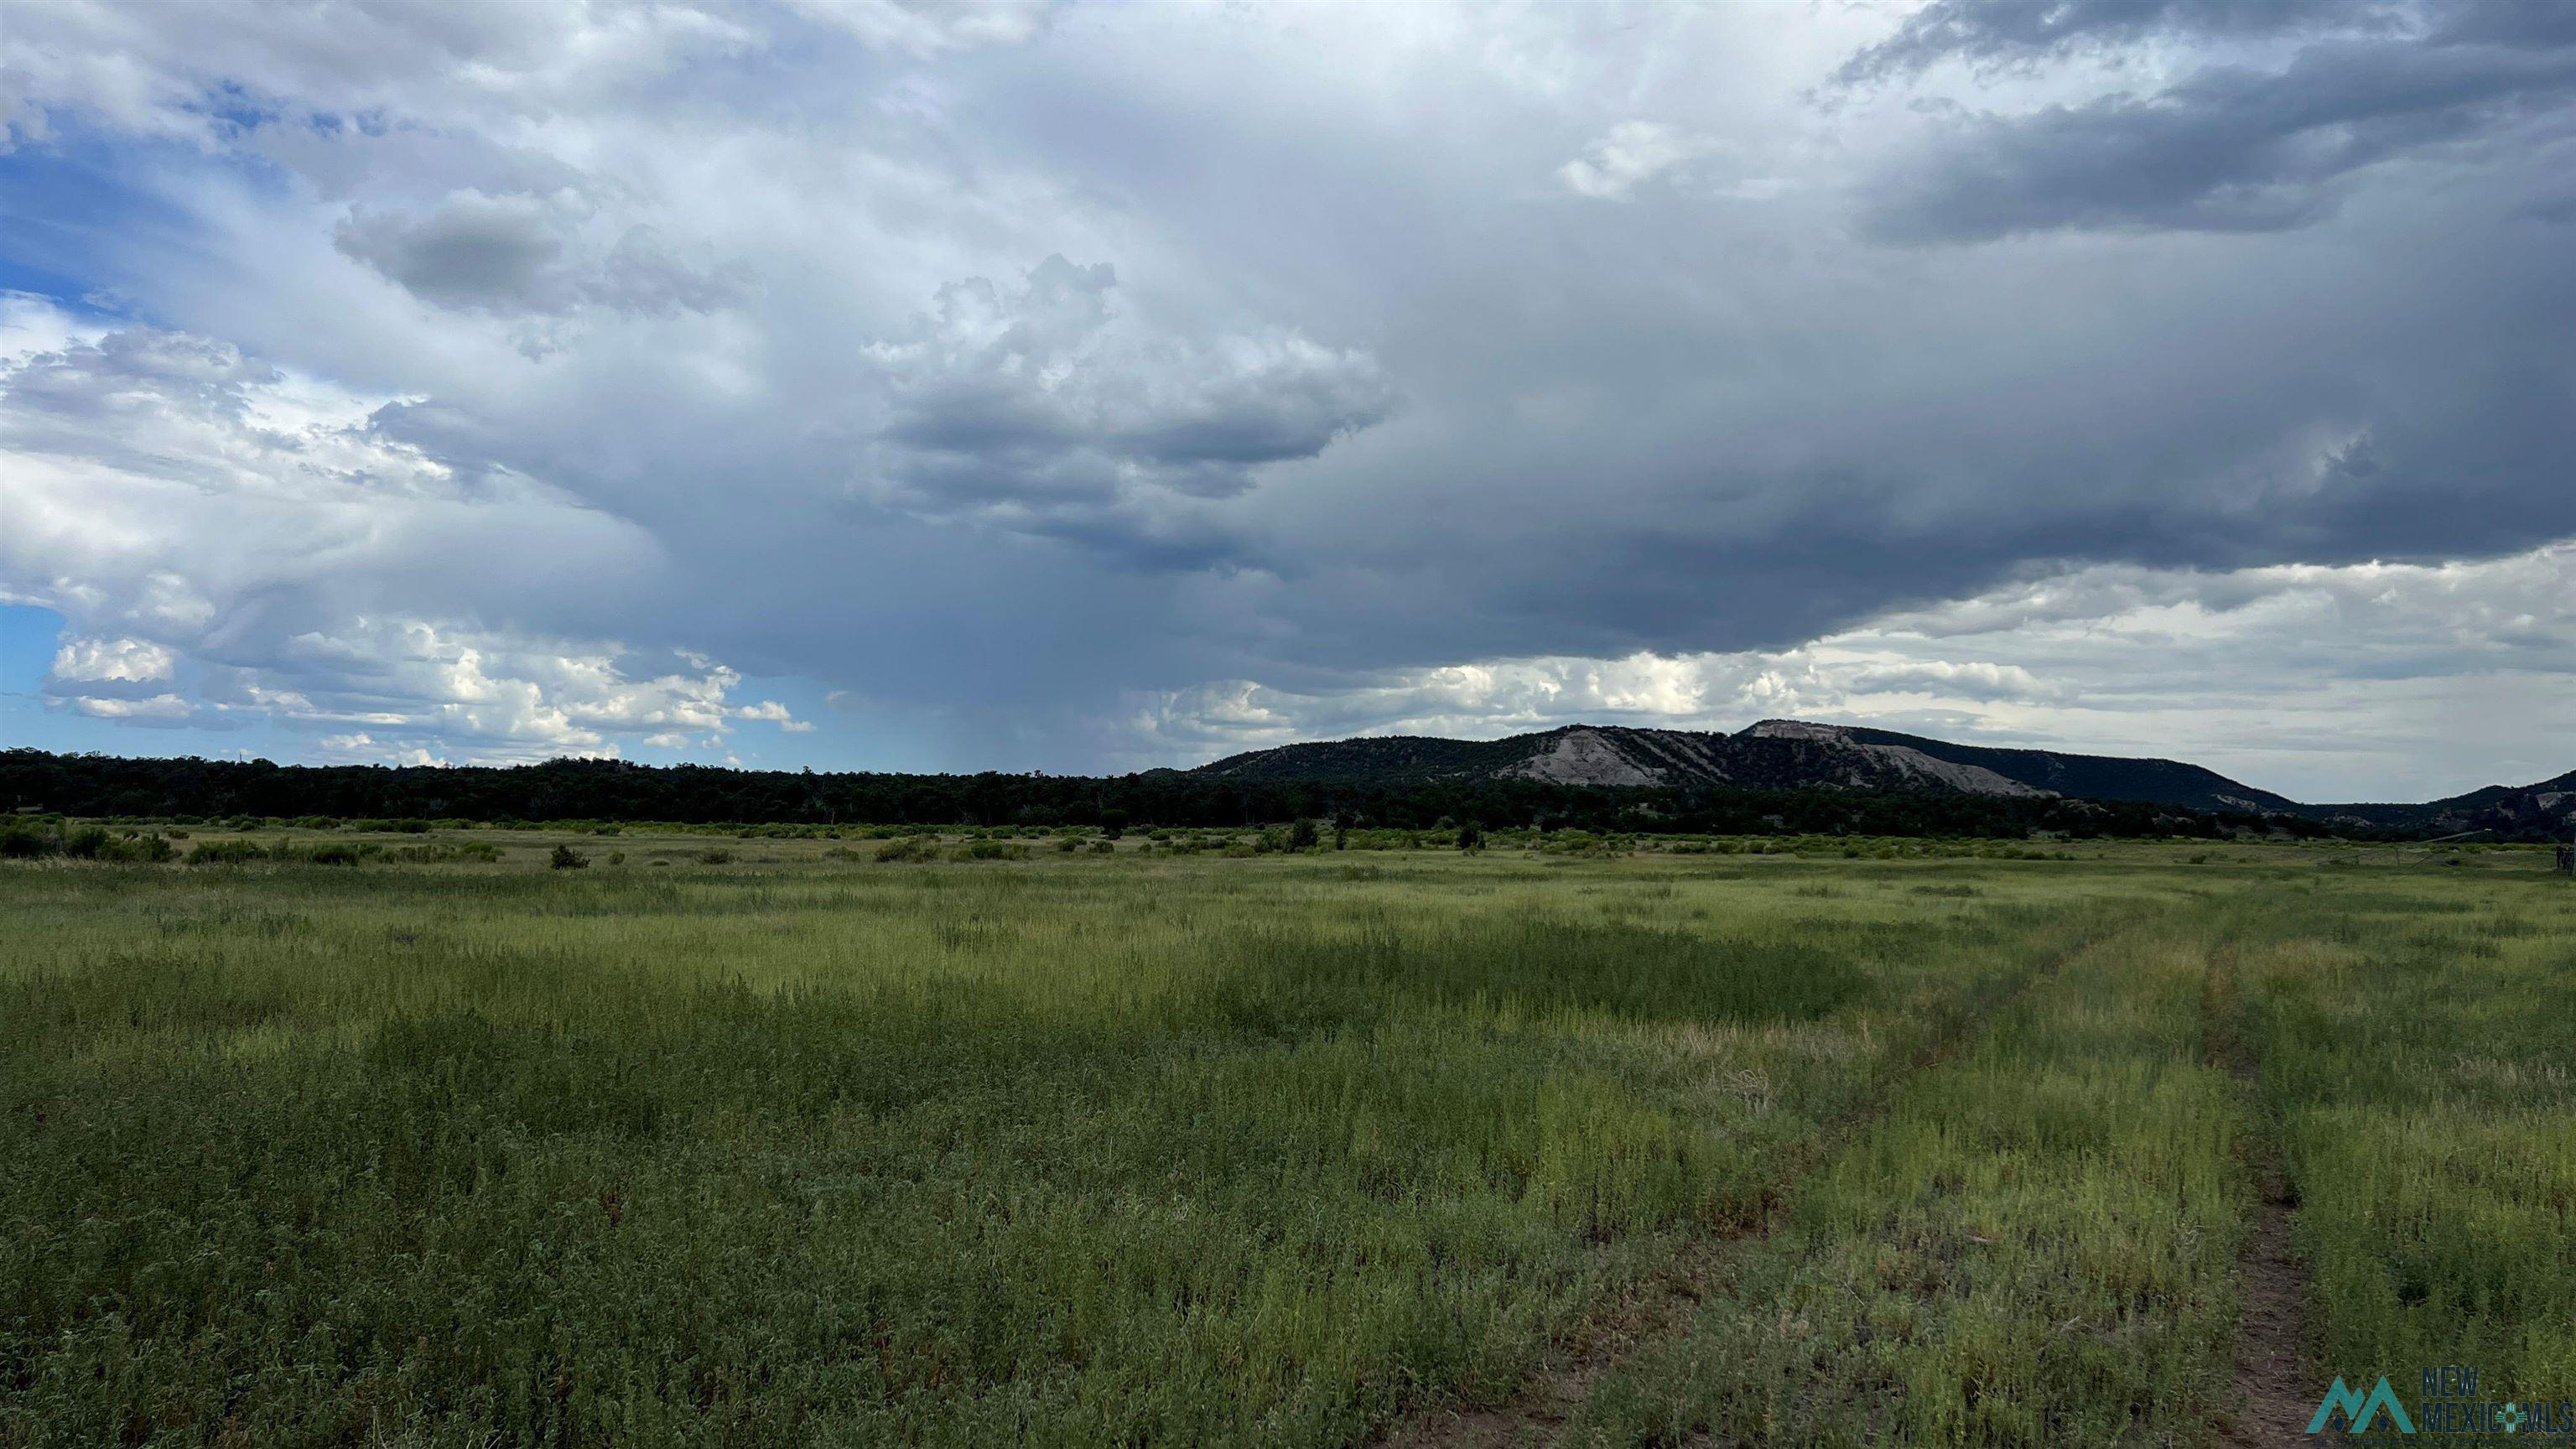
[196,618,775,763]
[1842,660,2065,702]
[730,699,813,731]
[1,2,2569,791]
[0,310,663,644]
[335,192,743,322]
[0,302,793,762]
[861,254,1395,533]
[1557,122,1715,200]
[0,1,761,147]
[1837,0,2400,82]
[782,0,1056,54]
[49,636,175,684]
[33,612,806,765]
[1852,0,2576,242]
[60,693,196,724]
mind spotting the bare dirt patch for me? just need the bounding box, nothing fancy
[2205,953,2318,1449]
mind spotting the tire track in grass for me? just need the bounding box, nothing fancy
[1378,922,2108,1449]
[2202,946,2316,1449]
[1540,916,2246,1448]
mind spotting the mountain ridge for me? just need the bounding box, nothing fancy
[1189,719,2571,832]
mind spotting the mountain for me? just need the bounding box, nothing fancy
[1195,719,2284,813]
[2303,770,2576,839]
[1192,719,2576,836]
[1831,724,2303,813]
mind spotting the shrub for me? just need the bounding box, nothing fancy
[875,837,934,864]
[0,823,57,859]
[1058,835,1083,852]
[101,834,177,865]
[698,847,735,865]
[1090,839,1114,854]
[953,841,1030,862]
[607,850,627,865]
[1289,819,1320,852]
[1456,821,1484,853]
[186,839,266,866]
[387,841,501,864]
[550,844,589,870]
[307,843,366,865]
[62,826,112,860]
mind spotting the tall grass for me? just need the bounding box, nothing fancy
[2242,872,2576,1405]
[4,844,2563,1446]
[0,849,2116,1448]
[1568,922,2245,1446]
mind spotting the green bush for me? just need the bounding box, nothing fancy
[99,834,177,864]
[875,837,934,863]
[551,844,589,870]
[387,841,501,864]
[0,823,57,859]
[185,839,266,866]
[698,847,735,865]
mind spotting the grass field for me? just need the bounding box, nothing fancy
[3,829,2569,1446]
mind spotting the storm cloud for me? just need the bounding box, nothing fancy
[1862,5,2576,242]
[2,0,2568,793]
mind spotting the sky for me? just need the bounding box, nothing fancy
[1,0,2570,802]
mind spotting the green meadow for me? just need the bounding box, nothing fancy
[3,829,2569,1446]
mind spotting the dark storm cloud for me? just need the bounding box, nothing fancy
[4,0,2573,783]
[1861,0,2576,242]
[864,255,1394,530]
[1837,0,2398,81]
[335,192,742,318]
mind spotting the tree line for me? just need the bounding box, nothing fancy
[0,747,2352,839]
